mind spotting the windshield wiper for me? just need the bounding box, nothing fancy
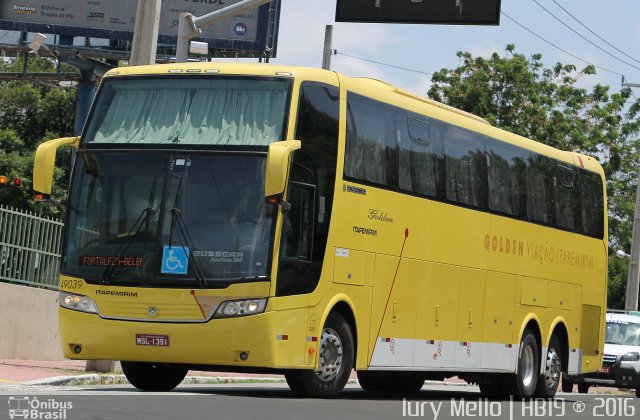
[101,206,156,284]
[102,177,157,284]
[168,174,208,288]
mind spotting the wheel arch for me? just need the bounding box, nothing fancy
[517,315,543,373]
[321,295,359,368]
[548,318,570,372]
[517,314,542,350]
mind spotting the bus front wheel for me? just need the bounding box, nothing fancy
[511,330,539,398]
[121,361,188,391]
[285,312,354,397]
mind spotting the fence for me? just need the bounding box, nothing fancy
[0,205,63,289]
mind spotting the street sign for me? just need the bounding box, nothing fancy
[0,0,280,57]
[336,0,501,25]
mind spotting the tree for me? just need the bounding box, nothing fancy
[0,57,77,217]
[427,45,640,308]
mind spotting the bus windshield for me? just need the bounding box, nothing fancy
[62,152,275,286]
[83,76,291,146]
[605,320,640,346]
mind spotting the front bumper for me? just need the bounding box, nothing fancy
[566,361,640,389]
[59,305,310,369]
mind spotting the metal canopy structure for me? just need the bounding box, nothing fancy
[336,0,501,25]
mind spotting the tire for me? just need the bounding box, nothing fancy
[535,334,562,398]
[561,377,573,393]
[121,361,188,391]
[636,387,639,398]
[510,330,540,398]
[358,371,425,394]
[577,383,589,394]
[285,311,354,397]
[357,371,387,392]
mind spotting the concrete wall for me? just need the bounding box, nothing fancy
[0,282,64,360]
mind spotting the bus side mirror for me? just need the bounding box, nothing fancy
[264,140,301,203]
[33,136,80,201]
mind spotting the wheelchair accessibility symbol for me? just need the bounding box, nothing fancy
[161,246,189,275]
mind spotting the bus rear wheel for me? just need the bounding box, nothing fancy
[121,361,188,391]
[357,371,425,394]
[535,334,562,398]
[285,312,354,397]
[578,383,590,394]
[510,330,539,399]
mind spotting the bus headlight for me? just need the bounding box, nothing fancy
[59,291,98,314]
[214,298,267,318]
[621,352,640,362]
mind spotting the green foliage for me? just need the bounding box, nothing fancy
[607,255,629,310]
[428,45,640,309]
[0,57,76,217]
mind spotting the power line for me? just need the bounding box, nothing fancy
[501,11,624,77]
[334,51,433,76]
[551,0,640,67]
[531,0,640,72]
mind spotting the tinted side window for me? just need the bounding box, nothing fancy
[487,140,523,217]
[345,94,397,187]
[444,125,487,209]
[525,155,555,225]
[554,164,581,232]
[580,170,604,238]
[398,115,443,198]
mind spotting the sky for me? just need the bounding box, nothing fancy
[268,0,640,98]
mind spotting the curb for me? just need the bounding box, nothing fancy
[23,375,470,387]
[26,374,289,386]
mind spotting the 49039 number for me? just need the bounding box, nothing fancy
[60,279,83,290]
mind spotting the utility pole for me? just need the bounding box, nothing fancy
[622,80,640,311]
[626,174,640,311]
[130,0,162,66]
[322,25,333,70]
[176,0,272,63]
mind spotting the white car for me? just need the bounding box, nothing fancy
[563,311,640,397]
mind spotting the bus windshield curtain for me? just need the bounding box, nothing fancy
[91,88,286,146]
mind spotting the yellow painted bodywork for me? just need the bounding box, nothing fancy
[33,136,79,197]
[264,140,301,198]
[58,62,607,375]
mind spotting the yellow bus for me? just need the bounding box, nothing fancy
[33,63,607,398]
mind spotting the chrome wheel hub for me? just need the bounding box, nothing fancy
[544,348,561,389]
[315,327,343,382]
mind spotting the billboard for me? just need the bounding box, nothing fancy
[0,0,280,56]
[336,0,501,25]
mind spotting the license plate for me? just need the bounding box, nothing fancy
[598,366,610,374]
[136,334,169,347]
